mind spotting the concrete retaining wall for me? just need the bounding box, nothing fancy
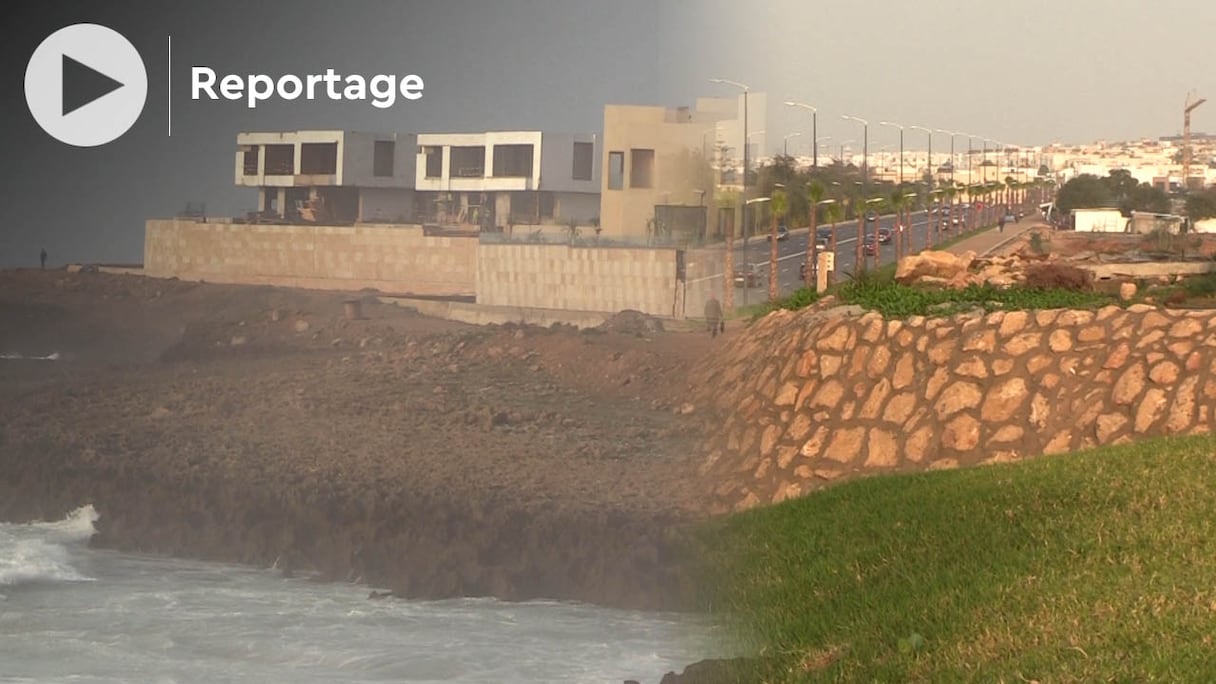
[145,219,477,296]
[475,243,680,317]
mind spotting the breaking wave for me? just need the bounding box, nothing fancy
[0,505,99,587]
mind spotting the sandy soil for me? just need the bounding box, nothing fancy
[0,269,730,610]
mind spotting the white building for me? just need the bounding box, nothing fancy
[236,130,417,223]
[1073,207,1128,233]
[414,131,600,228]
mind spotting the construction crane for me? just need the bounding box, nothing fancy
[1183,91,1206,190]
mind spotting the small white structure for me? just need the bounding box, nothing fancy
[236,130,417,223]
[1072,207,1128,233]
[1191,218,1216,234]
[414,131,600,227]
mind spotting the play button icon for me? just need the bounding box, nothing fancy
[61,54,125,116]
[25,24,147,147]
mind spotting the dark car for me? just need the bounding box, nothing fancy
[876,227,892,244]
[733,265,762,288]
[865,211,879,222]
[766,224,790,242]
[863,236,878,256]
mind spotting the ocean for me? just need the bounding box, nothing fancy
[0,506,722,684]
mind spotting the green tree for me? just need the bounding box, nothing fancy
[1056,174,1115,214]
[824,202,844,287]
[1122,184,1171,215]
[769,188,787,301]
[1186,187,1216,222]
[805,181,826,288]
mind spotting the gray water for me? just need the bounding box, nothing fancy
[0,506,722,683]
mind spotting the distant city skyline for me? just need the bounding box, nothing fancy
[2,0,1213,267]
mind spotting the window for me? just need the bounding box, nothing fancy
[300,142,338,175]
[492,144,534,177]
[373,140,395,177]
[572,142,593,180]
[630,148,655,188]
[424,146,443,178]
[242,146,258,175]
[264,144,294,175]
[450,146,486,178]
[607,151,624,189]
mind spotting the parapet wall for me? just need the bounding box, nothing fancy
[145,219,477,296]
[475,243,680,317]
[696,302,1216,512]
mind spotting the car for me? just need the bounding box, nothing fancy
[865,211,879,222]
[1002,212,1017,225]
[766,224,790,242]
[876,227,893,244]
[862,236,878,256]
[733,265,762,288]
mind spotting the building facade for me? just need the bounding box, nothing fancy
[598,98,760,242]
[236,130,417,223]
[414,131,600,228]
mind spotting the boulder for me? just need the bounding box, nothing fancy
[895,250,975,284]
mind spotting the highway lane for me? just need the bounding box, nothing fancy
[729,209,977,300]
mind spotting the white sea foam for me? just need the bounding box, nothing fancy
[0,505,99,586]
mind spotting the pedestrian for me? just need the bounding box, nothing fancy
[704,296,724,338]
[40,248,47,270]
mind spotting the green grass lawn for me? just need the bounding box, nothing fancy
[694,434,1216,682]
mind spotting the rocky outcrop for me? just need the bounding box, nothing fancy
[695,303,1216,512]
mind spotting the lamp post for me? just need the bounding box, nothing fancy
[782,132,802,158]
[784,100,818,170]
[842,115,869,187]
[879,121,906,185]
[838,140,854,165]
[743,196,770,306]
[909,125,933,200]
[936,129,962,186]
[709,78,750,313]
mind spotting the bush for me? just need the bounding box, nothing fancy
[1023,262,1094,292]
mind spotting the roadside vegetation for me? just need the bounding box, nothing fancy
[694,434,1216,682]
[748,265,1114,319]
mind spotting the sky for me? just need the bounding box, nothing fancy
[2,0,1213,267]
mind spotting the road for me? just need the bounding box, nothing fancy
[728,209,973,301]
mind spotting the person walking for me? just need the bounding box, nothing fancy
[704,295,724,338]
[40,248,47,270]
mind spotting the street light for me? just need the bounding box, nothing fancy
[782,132,802,157]
[784,100,818,169]
[879,121,906,185]
[842,115,869,187]
[936,129,962,185]
[909,126,933,192]
[838,139,854,165]
[709,78,750,313]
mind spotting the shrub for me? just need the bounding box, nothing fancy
[1023,262,1094,292]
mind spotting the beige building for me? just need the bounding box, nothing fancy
[599,99,756,244]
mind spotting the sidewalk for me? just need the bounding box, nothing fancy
[940,218,1042,257]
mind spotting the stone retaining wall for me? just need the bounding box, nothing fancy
[696,302,1216,512]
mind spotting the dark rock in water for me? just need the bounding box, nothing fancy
[653,658,758,684]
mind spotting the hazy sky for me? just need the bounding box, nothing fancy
[2,0,1213,267]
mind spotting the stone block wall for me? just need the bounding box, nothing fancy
[144,219,477,296]
[475,243,680,317]
[696,303,1216,512]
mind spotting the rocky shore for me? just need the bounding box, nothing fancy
[0,269,719,612]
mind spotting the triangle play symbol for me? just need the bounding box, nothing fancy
[62,54,124,116]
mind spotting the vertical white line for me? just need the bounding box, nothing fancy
[170,34,175,136]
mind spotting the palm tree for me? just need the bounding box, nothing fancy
[853,196,866,273]
[825,202,844,287]
[889,189,907,262]
[805,181,826,289]
[720,193,736,312]
[769,187,787,301]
